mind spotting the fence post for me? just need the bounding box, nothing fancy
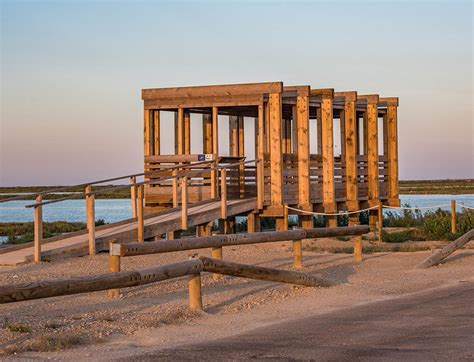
[137,185,144,242]
[34,195,43,264]
[188,255,203,312]
[451,200,457,234]
[378,201,383,243]
[107,241,121,298]
[211,246,223,281]
[181,176,188,230]
[130,176,137,218]
[220,168,227,219]
[293,239,302,269]
[85,185,96,255]
[354,235,362,263]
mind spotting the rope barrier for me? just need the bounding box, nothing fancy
[382,204,451,210]
[285,205,378,216]
[285,202,474,216]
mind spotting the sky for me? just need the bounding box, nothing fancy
[1,0,472,186]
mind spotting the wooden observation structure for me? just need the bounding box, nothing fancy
[142,82,400,231]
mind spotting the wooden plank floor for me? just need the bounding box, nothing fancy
[0,198,257,267]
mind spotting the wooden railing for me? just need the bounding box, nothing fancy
[0,256,334,312]
[22,158,262,263]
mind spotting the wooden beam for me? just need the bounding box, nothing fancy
[142,81,283,100]
[212,106,219,156]
[387,101,399,205]
[257,104,264,209]
[320,94,336,226]
[153,110,160,155]
[119,226,370,257]
[202,114,213,153]
[365,95,380,205]
[269,93,283,207]
[296,94,310,208]
[229,116,239,157]
[342,93,359,213]
[0,260,204,304]
[184,110,191,154]
[144,109,151,157]
[199,256,334,287]
[417,229,474,269]
[177,108,184,155]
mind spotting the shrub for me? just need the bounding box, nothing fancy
[381,229,426,243]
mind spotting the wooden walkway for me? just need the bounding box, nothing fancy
[0,198,257,266]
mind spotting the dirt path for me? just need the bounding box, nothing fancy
[129,281,474,361]
[1,239,473,360]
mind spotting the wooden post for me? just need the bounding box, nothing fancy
[296,89,312,228]
[137,185,144,242]
[354,235,362,262]
[362,95,380,228]
[177,108,184,155]
[211,246,223,281]
[378,201,383,242]
[293,240,302,269]
[130,176,137,218]
[107,242,121,298]
[153,110,160,155]
[257,104,264,209]
[33,195,43,264]
[188,272,203,312]
[85,185,96,255]
[144,109,151,157]
[247,212,261,233]
[269,93,283,207]
[184,111,191,155]
[172,169,178,208]
[451,200,457,234]
[212,106,219,157]
[336,92,359,217]
[220,168,227,219]
[210,159,217,199]
[181,176,188,230]
[386,99,399,206]
[319,90,337,227]
[203,114,213,153]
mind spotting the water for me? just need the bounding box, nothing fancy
[0,194,472,224]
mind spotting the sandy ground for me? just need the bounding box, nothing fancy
[0,237,473,360]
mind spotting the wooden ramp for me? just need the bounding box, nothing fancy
[0,198,257,266]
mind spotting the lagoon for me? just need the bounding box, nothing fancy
[1,194,473,224]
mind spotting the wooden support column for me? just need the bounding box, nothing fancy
[184,110,191,154]
[85,185,96,255]
[337,92,359,225]
[361,95,380,228]
[238,115,245,198]
[247,212,261,233]
[296,88,312,229]
[153,110,160,155]
[257,104,264,209]
[269,93,285,229]
[176,108,184,155]
[202,114,213,153]
[212,107,219,156]
[144,109,152,157]
[188,272,203,312]
[181,176,188,230]
[33,195,43,263]
[229,115,239,157]
[318,89,336,227]
[385,98,399,206]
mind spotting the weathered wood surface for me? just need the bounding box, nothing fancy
[0,259,204,304]
[199,256,335,287]
[416,230,474,269]
[118,226,369,257]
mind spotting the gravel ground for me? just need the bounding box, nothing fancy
[0,237,473,360]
